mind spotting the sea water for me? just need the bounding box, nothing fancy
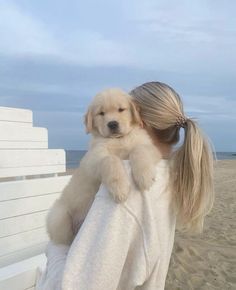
[66,150,236,169]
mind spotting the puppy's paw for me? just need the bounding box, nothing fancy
[133,166,156,192]
[108,179,130,203]
[113,191,129,203]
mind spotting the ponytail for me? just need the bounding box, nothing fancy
[131,81,215,233]
[172,119,214,232]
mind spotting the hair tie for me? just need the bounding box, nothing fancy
[176,115,187,128]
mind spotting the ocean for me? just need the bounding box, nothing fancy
[66,150,236,169]
[66,150,87,169]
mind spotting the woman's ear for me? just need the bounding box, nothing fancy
[130,101,143,128]
[84,108,93,133]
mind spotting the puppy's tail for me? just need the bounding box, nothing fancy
[47,199,74,245]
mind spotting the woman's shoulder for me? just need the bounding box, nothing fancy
[96,159,170,198]
[96,159,171,213]
[94,159,174,273]
[123,159,170,191]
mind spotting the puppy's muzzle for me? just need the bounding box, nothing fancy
[107,121,119,131]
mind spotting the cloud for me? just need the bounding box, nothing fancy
[126,0,236,39]
[0,0,235,150]
[62,30,132,66]
[121,0,236,72]
[1,0,236,72]
[0,1,132,66]
[1,54,235,116]
[184,95,236,121]
[0,1,58,55]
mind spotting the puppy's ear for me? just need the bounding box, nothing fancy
[84,108,93,134]
[130,101,143,128]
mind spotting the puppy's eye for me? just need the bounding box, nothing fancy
[118,108,125,112]
[99,111,105,116]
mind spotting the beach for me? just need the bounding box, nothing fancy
[165,160,236,290]
[65,160,236,289]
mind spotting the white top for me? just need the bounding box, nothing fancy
[37,160,176,290]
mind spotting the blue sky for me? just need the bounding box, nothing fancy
[0,0,235,151]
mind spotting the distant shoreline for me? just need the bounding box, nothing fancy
[65,150,236,169]
[65,159,236,173]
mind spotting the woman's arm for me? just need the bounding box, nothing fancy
[61,186,147,290]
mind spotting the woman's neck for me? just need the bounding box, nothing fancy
[146,127,172,159]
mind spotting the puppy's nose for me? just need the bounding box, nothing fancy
[107,121,119,130]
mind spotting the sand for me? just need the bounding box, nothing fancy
[165,160,236,290]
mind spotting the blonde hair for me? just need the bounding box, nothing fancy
[130,82,214,232]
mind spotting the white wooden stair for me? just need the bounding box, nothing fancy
[0,106,72,289]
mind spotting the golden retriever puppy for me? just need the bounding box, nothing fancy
[47,88,161,245]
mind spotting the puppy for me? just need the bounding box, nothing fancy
[47,88,161,245]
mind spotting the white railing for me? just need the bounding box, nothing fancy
[0,106,72,289]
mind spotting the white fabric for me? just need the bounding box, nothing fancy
[37,160,176,290]
[36,243,69,290]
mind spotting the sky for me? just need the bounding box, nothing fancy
[0,0,235,151]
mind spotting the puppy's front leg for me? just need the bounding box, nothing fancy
[130,145,160,192]
[100,155,130,202]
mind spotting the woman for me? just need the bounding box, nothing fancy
[37,81,214,290]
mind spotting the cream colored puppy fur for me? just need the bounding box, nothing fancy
[47,88,161,245]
